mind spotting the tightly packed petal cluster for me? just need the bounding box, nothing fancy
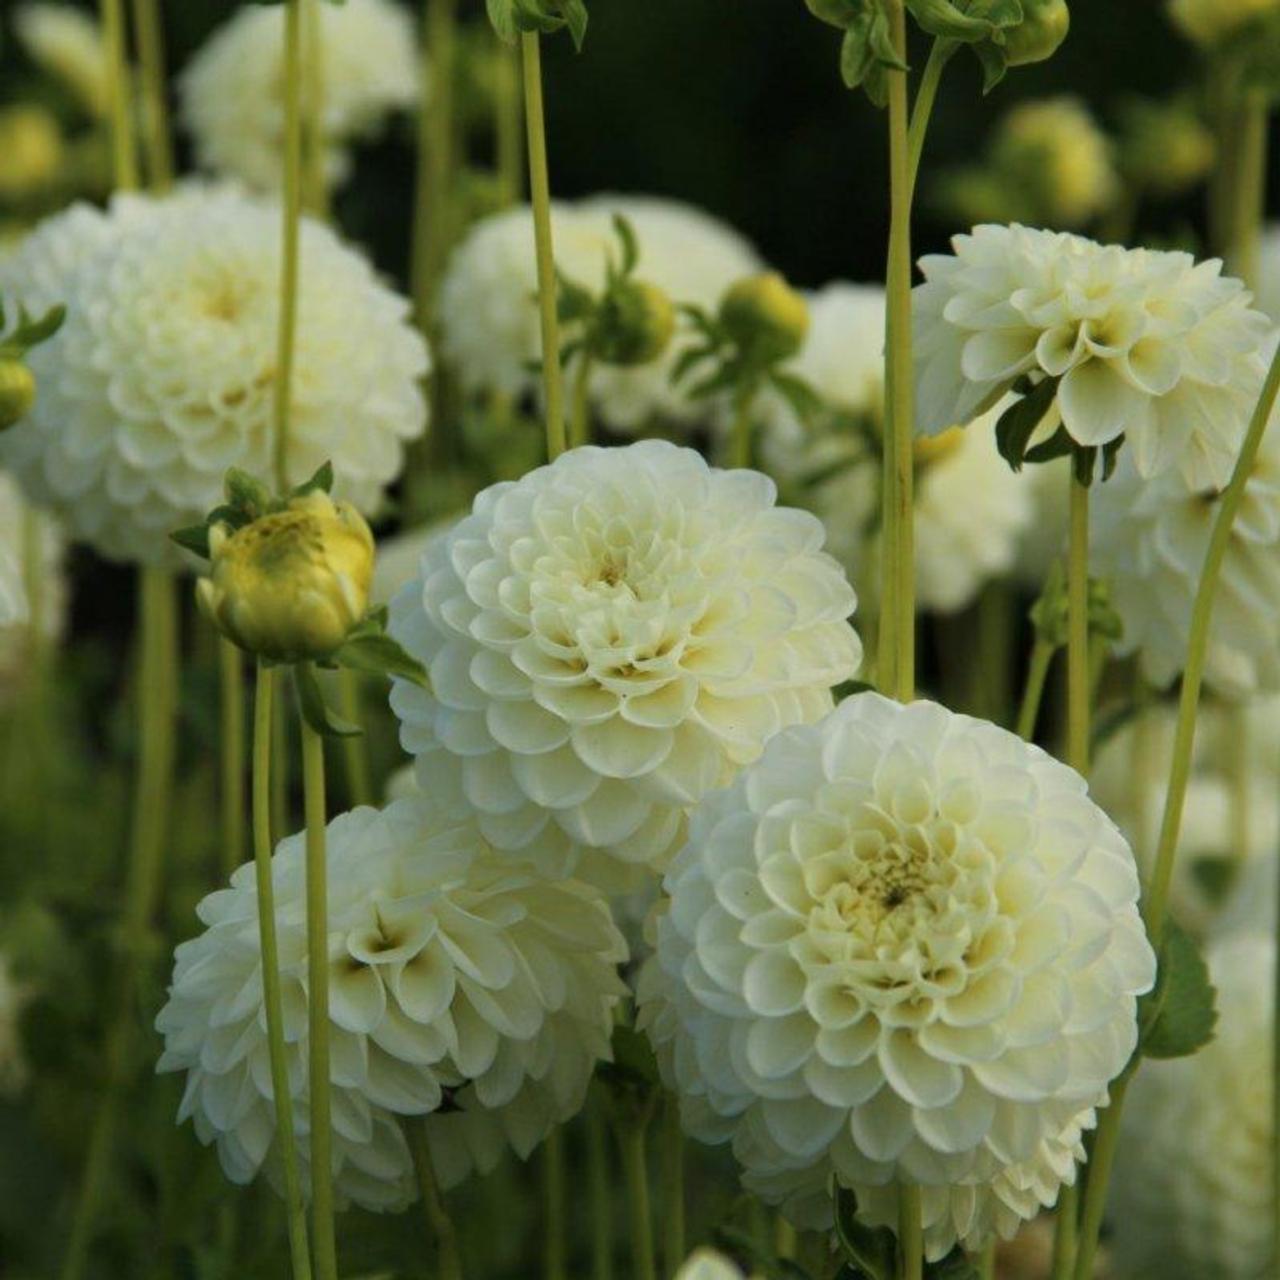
[388,441,862,880]
[1112,932,1273,1278]
[640,693,1155,1260]
[179,0,420,192]
[1091,403,1280,698]
[0,186,428,565]
[914,224,1270,488]
[438,197,762,432]
[156,796,627,1210]
[0,472,66,700]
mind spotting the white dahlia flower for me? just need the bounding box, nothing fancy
[437,197,761,432]
[1168,0,1280,43]
[1112,931,1273,1278]
[179,0,420,193]
[156,795,627,1210]
[0,473,66,699]
[0,186,428,566]
[1091,403,1280,698]
[640,692,1155,1261]
[371,518,455,607]
[388,441,862,880]
[914,224,1271,489]
[13,3,109,118]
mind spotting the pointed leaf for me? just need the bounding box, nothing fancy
[1139,921,1217,1060]
[290,460,334,500]
[333,633,430,687]
[294,663,364,738]
[170,525,212,559]
[993,376,1058,472]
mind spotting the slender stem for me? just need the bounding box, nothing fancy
[274,0,304,492]
[570,352,595,450]
[494,37,524,206]
[301,0,328,219]
[896,1184,923,1280]
[1227,90,1268,288]
[520,32,566,460]
[977,1239,996,1280]
[660,1097,685,1276]
[219,639,246,876]
[1049,1182,1077,1280]
[272,684,290,842]
[1015,638,1055,743]
[587,1094,613,1280]
[128,0,173,189]
[1066,476,1090,775]
[542,1125,568,1280]
[905,38,956,200]
[253,666,313,1280]
[730,386,757,469]
[405,1118,464,1280]
[974,584,1013,723]
[98,0,139,190]
[297,670,338,1280]
[775,1216,797,1260]
[335,670,372,808]
[412,0,457,330]
[616,1120,656,1280]
[1074,335,1280,1280]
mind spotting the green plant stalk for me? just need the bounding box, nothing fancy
[274,0,304,492]
[220,639,246,876]
[494,37,524,205]
[128,0,173,188]
[905,38,956,200]
[730,384,758,469]
[587,1094,613,1280]
[1227,90,1268,289]
[1015,638,1055,742]
[617,1120,656,1280]
[1050,1183,1078,1280]
[896,1184,923,1280]
[298,673,338,1280]
[406,1118,464,1280]
[335,669,372,807]
[253,665,313,1280]
[570,352,595,450]
[301,0,328,219]
[272,685,291,841]
[661,1097,685,1275]
[977,1239,996,1280]
[99,0,139,190]
[543,1125,568,1280]
[520,32,567,460]
[1073,334,1280,1280]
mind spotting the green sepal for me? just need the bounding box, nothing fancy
[293,662,364,739]
[489,0,588,49]
[804,0,863,28]
[288,459,335,501]
[170,525,214,559]
[0,303,66,360]
[611,212,640,276]
[993,375,1058,472]
[834,1186,897,1280]
[224,468,274,520]
[332,632,429,688]
[1138,920,1218,1061]
[907,0,996,42]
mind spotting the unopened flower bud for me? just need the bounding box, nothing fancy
[0,361,36,431]
[595,279,676,367]
[196,490,375,662]
[1120,99,1215,196]
[0,106,64,199]
[1003,0,1070,66]
[719,272,809,365]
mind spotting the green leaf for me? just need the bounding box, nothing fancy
[289,460,334,500]
[669,344,717,388]
[840,18,878,91]
[805,0,862,28]
[486,0,519,41]
[1139,920,1218,1060]
[293,663,364,738]
[973,38,1008,91]
[224,468,273,518]
[612,213,640,278]
[834,1186,897,1280]
[1,304,65,357]
[1101,434,1126,482]
[170,525,212,559]
[1022,424,1072,465]
[560,0,589,50]
[333,633,430,687]
[598,1024,660,1090]
[1073,443,1098,488]
[993,376,1058,472]
[907,0,993,41]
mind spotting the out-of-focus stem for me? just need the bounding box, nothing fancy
[219,639,246,875]
[129,0,173,188]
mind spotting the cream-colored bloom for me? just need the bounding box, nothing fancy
[0,186,428,566]
[156,796,627,1209]
[388,441,862,881]
[13,4,109,117]
[438,197,762,432]
[914,224,1270,489]
[1112,931,1273,1277]
[179,0,420,192]
[641,693,1155,1260]
[674,1249,755,1280]
[1091,406,1280,698]
[1168,0,1280,43]
[371,518,456,606]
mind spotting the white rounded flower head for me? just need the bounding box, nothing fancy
[674,1249,755,1280]
[13,3,109,117]
[388,440,862,881]
[1112,931,1273,1278]
[156,794,628,1210]
[640,692,1155,1260]
[179,0,420,192]
[1091,397,1280,699]
[914,224,1271,490]
[0,185,428,566]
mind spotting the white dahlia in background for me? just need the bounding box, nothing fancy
[0,473,66,700]
[179,0,420,193]
[1112,931,1272,1278]
[1091,402,1280,698]
[156,795,627,1209]
[640,693,1155,1260]
[437,197,761,432]
[388,441,862,881]
[371,518,456,607]
[0,185,428,566]
[13,3,108,118]
[914,224,1271,489]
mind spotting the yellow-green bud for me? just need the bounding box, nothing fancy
[196,490,375,662]
[596,279,676,367]
[0,361,36,430]
[719,272,809,365]
[1120,100,1215,196]
[1003,0,1070,66]
[0,106,64,199]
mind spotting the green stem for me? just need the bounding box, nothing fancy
[1015,638,1055,743]
[543,1125,567,1280]
[730,385,758,469]
[412,0,457,330]
[297,668,338,1280]
[219,639,246,876]
[98,0,138,190]
[587,1093,613,1280]
[1049,1182,1077,1280]
[775,1216,797,1260]
[1227,90,1268,288]
[660,1097,685,1276]
[301,0,328,219]
[494,37,524,206]
[905,38,956,200]
[896,1184,922,1280]
[520,32,566,460]
[335,670,372,808]
[617,1119,656,1280]
[128,0,173,189]
[1074,333,1280,1280]
[253,665,313,1280]
[272,683,290,842]
[405,1118,464,1280]
[273,0,304,492]
[570,352,595,450]
[977,1240,996,1280]
[1066,475,1090,775]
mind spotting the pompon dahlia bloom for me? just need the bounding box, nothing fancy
[914,224,1271,489]
[639,693,1155,1260]
[0,473,66,697]
[1091,405,1280,698]
[0,186,428,565]
[388,441,862,880]
[13,3,108,118]
[438,197,762,432]
[156,796,627,1210]
[1112,932,1273,1278]
[179,0,420,192]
